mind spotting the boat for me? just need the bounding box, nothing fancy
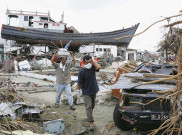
[1,9,139,50]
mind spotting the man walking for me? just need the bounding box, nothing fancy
[77,55,100,131]
[51,50,76,110]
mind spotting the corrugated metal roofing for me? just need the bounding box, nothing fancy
[111,73,176,91]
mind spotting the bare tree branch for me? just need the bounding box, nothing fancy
[164,21,182,27]
[115,13,182,40]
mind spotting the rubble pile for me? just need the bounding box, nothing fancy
[0,121,43,134]
[1,8,182,134]
[110,58,182,134]
[0,77,45,134]
[119,61,138,72]
[2,60,15,73]
[15,81,54,94]
[111,61,139,98]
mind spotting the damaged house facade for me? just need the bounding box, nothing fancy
[125,49,161,62]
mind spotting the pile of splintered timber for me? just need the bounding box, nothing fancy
[120,61,138,73]
[0,121,43,134]
[0,77,44,134]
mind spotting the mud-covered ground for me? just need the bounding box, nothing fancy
[9,73,140,135]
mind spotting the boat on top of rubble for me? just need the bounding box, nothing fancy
[1,9,139,49]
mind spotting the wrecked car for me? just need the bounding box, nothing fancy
[112,72,176,131]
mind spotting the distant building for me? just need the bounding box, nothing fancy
[125,49,160,62]
[79,44,117,58]
[125,49,137,61]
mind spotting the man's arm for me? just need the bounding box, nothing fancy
[70,52,76,65]
[77,84,81,90]
[92,60,100,70]
[77,70,82,90]
[51,50,57,64]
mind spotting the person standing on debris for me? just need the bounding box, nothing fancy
[77,55,100,131]
[51,50,76,110]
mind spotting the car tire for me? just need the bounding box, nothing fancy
[113,103,133,131]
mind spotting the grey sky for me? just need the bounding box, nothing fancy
[0,0,182,51]
[65,0,125,11]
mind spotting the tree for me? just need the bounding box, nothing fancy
[158,28,181,61]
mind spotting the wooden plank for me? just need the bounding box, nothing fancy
[28,89,55,93]
[131,77,176,85]
[143,73,173,78]
[124,73,176,84]
[16,87,55,91]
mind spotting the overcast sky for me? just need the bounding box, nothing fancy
[0,0,182,51]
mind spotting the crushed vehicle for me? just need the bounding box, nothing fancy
[111,64,178,131]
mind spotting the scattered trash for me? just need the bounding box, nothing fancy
[43,119,64,134]
[64,112,71,114]
[0,102,16,119]
[18,60,31,71]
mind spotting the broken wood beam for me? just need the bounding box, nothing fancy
[131,72,182,89]
[164,21,182,27]
[16,87,55,92]
[28,89,55,93]
[143,73,173,78]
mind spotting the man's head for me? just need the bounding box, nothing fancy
[60,57,67,65]
[83,55,92,64]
